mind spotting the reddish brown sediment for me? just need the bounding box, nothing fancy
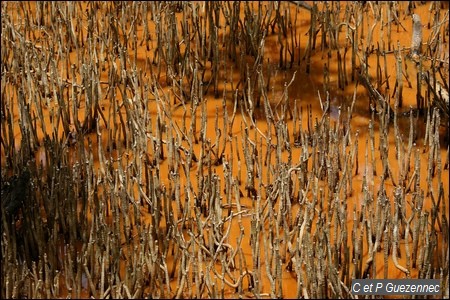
[1,1,448,299]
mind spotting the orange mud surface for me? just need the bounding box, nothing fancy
[1,1,449,299]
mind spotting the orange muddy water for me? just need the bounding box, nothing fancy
[1,1,449,299]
